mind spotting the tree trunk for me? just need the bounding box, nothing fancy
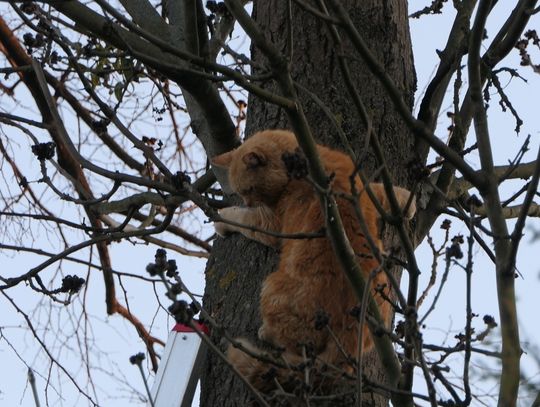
[201,1,415,406]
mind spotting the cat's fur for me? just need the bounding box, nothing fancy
[212,129,415,391]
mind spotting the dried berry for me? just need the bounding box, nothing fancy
[31,142,56,161]
[395,320,405,339]
[446,234,464,259]
[23,33,35,48]
[142,136,157,145]
[60,275,85,293]
[145,263,160,276]
[524,29,539,46]
[49,51,60,65]
[155,248,167,268]
[146,249,175,277]
[34,34,45,48]
[19,177,28,188]
[129,352,145,365]
[206,1,228,14]
[170,283,183,295]
[166,259,178,277]
[483,315,497,328]
[440,219,451,230]
[91,119,108,134]
[22,32,44,51]
[168,300,193,324]
[314,310,329,330]
[282,148,308,180]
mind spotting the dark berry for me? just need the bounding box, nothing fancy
[282,148,308,180]
[31,142,56,160]
[60,275,85,293]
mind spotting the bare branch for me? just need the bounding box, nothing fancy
[469,1,521,404]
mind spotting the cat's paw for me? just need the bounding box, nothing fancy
[257,324,277,346]
[214,207,243,236]
[214,221,229,237]
[257,325,267,341]
[258,325,283,350]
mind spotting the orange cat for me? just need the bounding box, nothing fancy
[212,130,414,391]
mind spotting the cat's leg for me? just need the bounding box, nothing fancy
[368,183,416,219]
[215,205,281,248]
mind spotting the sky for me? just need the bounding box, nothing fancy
[0,2,539,407]
[408,3,540,405]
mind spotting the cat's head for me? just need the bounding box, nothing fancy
[212,130,298,207]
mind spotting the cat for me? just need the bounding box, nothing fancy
[211,129,415,391]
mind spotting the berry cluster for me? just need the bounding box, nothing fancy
[23,33,45,51]
[483,315,497,328]
[446,234,464,259]
[129,352,145,366]
[60,275,86,294]
[31,142,56,161]
[515,30,540,71]
[145,249,178,278]
[168,300,198,324]
[440,219,452,230]
[206,1,228,14]
[91,119,109,135]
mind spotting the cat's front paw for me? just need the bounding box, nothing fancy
[214,207,244,236]
[258,325,283,350]
[257,325,267,341]
[257,324,275,344]
[214,220,229,237]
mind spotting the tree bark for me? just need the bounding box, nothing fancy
[201,1,416,406]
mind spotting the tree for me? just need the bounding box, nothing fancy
[0,1,539,406]
[202,1,416,406]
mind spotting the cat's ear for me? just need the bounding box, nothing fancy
[242,151,267,169]
[211,151,234,168]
